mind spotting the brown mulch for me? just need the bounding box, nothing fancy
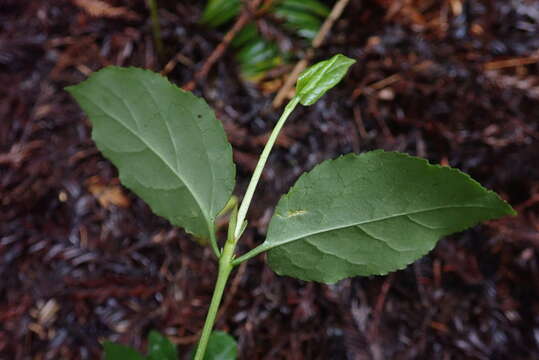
[1,0,538,359]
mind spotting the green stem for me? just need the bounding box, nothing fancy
[208,196,238,259]
[233,97,301,239]
[147,0,164,56]
[194,206,239,360]
[194,244,233,360]
[196,97,302,358]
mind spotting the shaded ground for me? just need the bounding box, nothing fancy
[1,0,538,359]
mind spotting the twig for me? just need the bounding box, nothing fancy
[351,60,432,99]
[182,0,263,91]
[368,274,394,340]
[272,0,351,108]
[484,52,539,71]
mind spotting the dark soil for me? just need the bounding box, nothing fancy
[1,0,538,359]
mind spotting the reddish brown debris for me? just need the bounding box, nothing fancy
[1,0,538,359]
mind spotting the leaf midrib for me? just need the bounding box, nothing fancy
[265,203,496,249]
[137,78,219,217]
[301,55,337,96]
[76,90,209,224]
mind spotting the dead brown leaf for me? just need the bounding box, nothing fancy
[72,0,140,21]
[86,176,130,208]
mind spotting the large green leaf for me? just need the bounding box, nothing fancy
[191,331,237,360]
[264,151,515,283]
[67,67,235,239]
[147,331,177,360]
[295,54,356,106]
[103,342,145,360]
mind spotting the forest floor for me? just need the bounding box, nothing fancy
[1,0,538,359]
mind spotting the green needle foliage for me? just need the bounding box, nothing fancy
[67,54,515,359]
[201,0,330,79]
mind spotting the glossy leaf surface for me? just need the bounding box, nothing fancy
[147,331,177,360]
[295,54,356,106]
[103,342,145,360]
[265,151,515,283]
[67,67,235,239]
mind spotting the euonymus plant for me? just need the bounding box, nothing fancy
[67,54,515,359]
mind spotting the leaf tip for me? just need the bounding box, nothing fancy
[296,53,356,106]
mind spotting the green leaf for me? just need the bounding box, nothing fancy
[231,23,259,48]
[103,342,145,360]
[202,0,331,79]
[66,67,235,239]
[201,0,240,27]
[264,151,515,283]
[236,40,280,65]
[191,331,238,360]
[273,8,323,27]
[273,8,323,40]
[277,0,330,17]
[233,33,284,79]
[295,54,356,106]
[205,331,237,360]
[147,331,177,360]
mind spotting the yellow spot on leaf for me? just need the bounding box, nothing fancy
[286,210,307,218]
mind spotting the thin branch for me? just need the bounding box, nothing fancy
[483,52,539,71]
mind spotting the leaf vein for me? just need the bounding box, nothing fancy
[267,204,497,249]
[75,91,208,220]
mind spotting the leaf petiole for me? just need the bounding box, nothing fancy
[217,195,239,218]
[209,228,221,258]
[231,242,271,266]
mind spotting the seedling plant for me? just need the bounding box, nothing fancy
[67,54,515,359]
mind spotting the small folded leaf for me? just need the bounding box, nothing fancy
[295,54,356,106]
[264,151,515,283]
[147,331,177,360]
[104,342,145,360]
[191,331,238,360]
[67,67,235,239]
